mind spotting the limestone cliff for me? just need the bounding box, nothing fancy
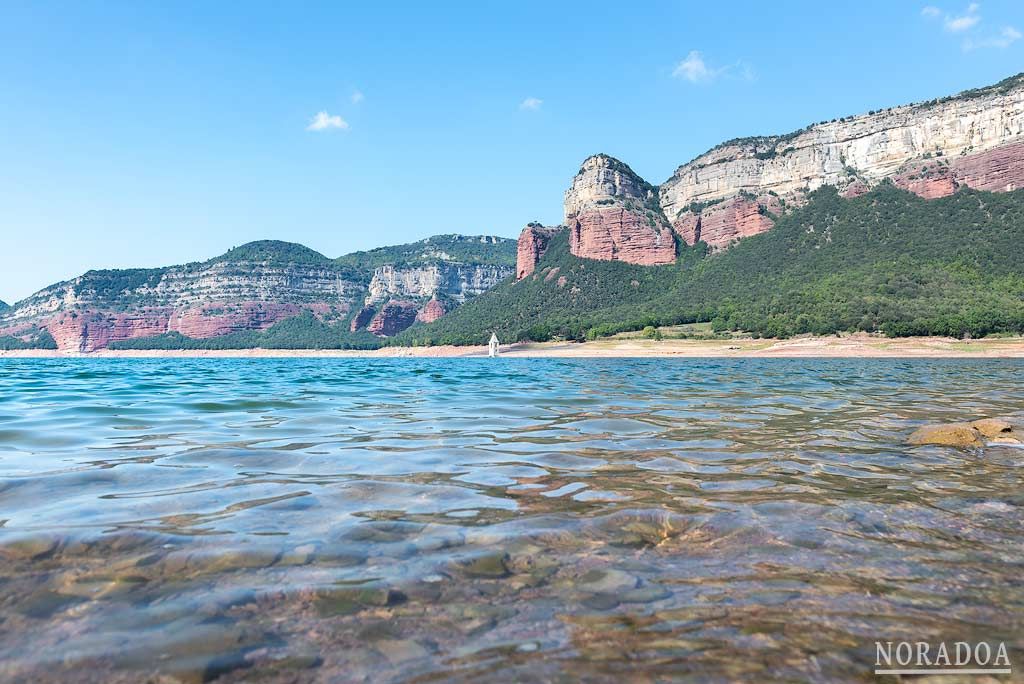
[661,73,1024,248]
[563,155,676,266]
[365,262,511,305]
[1,236,516,351]
[348,259,513,336]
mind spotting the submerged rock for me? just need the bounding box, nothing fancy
[971,418,1014,438]
[908,423,984,448]
[908,417,1019,448]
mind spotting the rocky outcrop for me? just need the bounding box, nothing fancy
[563,155,676,265]
[673,194,783,249]
[516,224,562,280]
[908,418,1018,448]
[1,236,517,351]
[345,261,514,336]
[947,139,1024,193]
[366,263,511,306]
[349,306,376,332]
[659,74,1024,218]
[0,255,358,352]
[415,298,447,324]
[367,300,419,336]
[892,160,958,199]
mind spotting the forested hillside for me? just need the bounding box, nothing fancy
[394,184,1024,345]
[336,235,516,270]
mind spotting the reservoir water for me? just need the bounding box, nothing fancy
[0,358,1021,682]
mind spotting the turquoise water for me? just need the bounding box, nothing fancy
[0,358,1022,682]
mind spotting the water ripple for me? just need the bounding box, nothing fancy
[0,358,1022,682]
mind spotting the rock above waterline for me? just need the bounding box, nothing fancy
[907,418,1018,448]
[970,418,1014,438]
[908,423,984,448]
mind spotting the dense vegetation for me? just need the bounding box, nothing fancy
[73,267,169,300]
[336,234,516,270]
[109,312,381,350]
[212,240,334,266]
[0,329,57,350]
[393,184,1024,345]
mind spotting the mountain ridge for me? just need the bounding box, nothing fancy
[0,234,516,351]
[401,182,1024,345]
[516,70,1024,277]
[5,72,1024,351]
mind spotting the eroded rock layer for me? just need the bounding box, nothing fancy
[563,155,677,266]
[367,300,420,336]
[659,74,1024,218]
[1,236,516,350]
[516,224,562,280]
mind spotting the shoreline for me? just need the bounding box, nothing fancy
[3,335,1024,358]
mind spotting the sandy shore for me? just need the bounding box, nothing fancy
[3,334,1024,358]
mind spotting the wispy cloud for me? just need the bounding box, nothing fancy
[519,97,543,111]
[922,3,1018,50]
[672,51,720,83]
[964,24,1021,50]
[306,111,349,132]
[945,3,980,32]
[351,90,364,104]
[671,51,752,84]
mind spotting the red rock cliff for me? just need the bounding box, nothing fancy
[516,224,562,280]
[563,155,677,266]
[673,195,782,249]
[367,300,420,336]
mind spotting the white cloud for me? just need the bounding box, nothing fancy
[671,51,748,84]
[351,90,364,104]
[964,24,1021,50]
[306,111,349,132]
[519,97,543,111]
[672,51,718,83]
[922,6,942,17]
[945,3,980,32]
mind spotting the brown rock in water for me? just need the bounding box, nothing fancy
[970,418,1015,438]
[907,423,983,448]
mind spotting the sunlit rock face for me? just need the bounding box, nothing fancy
[658,75,1024,220]
[563,155,676,266]
[349,262,513,336]
[366,300,420,336]
[0,258,358,352]
[672,195,783,250]
[516,224,562,280]
[0,236,517,350]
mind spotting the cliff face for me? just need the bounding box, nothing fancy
[348,261,513,336]
[563,155,676,266]
[365,263,511,305]
[660,74,1024,248]
[0,254,358,352]
[516,224,562,280]
[366,300,420,336]
[1,236,516,350]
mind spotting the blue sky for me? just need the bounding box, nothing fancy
[2,0,1022,302]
